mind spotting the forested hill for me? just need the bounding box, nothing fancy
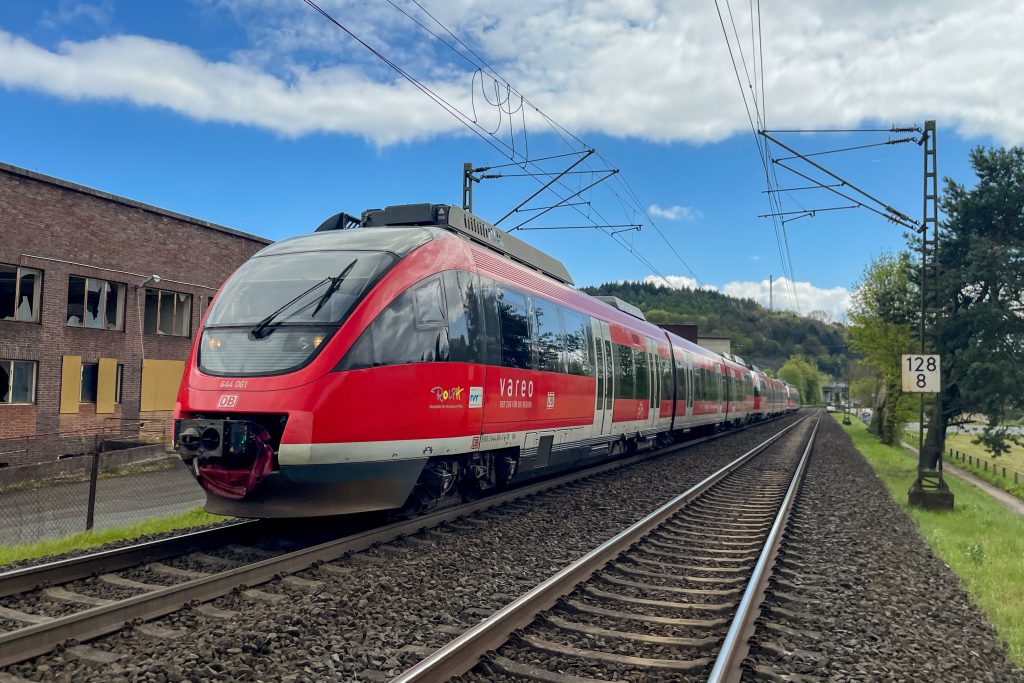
[582,281,847,377]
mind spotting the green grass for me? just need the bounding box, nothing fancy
[945,431,1024,474]
[839,416,1024,666]
[0,508,224,567]
[903,430,1024,501]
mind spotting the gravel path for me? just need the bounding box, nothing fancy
[745,416,1023,682]
[1,417,799,682]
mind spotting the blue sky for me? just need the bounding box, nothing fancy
[2,1,1020,320]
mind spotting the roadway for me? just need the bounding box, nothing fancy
[0,461,206,546]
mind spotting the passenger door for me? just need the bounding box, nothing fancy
[645,339,659,430]
[591,320,614,436]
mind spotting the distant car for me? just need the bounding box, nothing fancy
[826,405,836,412]
[861,411,871,424]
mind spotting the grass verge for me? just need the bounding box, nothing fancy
[0,508,223,567]
[903,431,1024,501]
[838,416,1024,666]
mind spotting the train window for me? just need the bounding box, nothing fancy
[594,331,604,407]
[563,309,589,376]
[533,298,563,373]
[203,250,398,377]
[443,270,486,365]
[414,279,446,327]
[497,287,531,370]
[614,344,635,400]
[675,359,687,405]
[635,350,649,402]
[369,277,450,366]
[661,355,673,404]
[339,327,373,370]
[478,276,502,366]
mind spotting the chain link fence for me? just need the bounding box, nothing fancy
[0,431,205,547]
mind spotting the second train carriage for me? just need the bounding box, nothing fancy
[174,204,798,518]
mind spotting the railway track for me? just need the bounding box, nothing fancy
[0,414,797,670]
[393,411,820,683]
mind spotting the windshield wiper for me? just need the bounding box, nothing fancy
[248,260,359,340]
[310,260,357,318]
[249,276,331,339]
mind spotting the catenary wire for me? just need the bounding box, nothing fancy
[303,0,673,284]
[714,0,799,310]
[376,0,699,284]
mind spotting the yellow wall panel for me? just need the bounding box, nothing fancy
[59,355,82,414]
[97,358,117,414]
[141,359,186,412]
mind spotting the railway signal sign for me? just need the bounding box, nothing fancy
[902,354,940,393]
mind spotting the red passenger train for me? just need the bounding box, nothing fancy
[173,204,800,517]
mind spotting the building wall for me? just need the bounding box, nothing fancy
[0,162,270,465]
[698,336,732,355]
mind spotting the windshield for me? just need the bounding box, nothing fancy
[199,250,396,376]
[205,251,395,327]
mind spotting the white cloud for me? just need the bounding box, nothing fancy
[0,30,462,145]
[641,274,718,291]
[1,0,1023,144]
[722,277,852,320]
[648,204,702,221]
[642,274,851,320]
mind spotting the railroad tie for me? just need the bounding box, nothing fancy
[0,604,52,625]
[42,587,114,607]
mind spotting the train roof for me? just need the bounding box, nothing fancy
[256,226,436,258]
[357,203,574,286]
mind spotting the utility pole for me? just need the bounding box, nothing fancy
[908,120,953,510]
[769,275,773,311]
[462,162,479,212]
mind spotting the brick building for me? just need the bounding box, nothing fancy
[0,162,270,466]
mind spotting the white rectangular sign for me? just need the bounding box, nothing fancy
[902,354,940,393]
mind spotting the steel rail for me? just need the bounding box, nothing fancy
[708,410,822,682]
[0,414,790,600]
[0,520,257,599]
[390,415,809,683]
[0,413,798,668]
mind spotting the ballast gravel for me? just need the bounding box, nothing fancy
[2,418,797,682]
[743,416,1022,682]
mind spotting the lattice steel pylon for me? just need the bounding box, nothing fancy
[909,120,953,509]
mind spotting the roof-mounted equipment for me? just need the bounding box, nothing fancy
[594,296,647,321]
[315,212,362,232]
[359,203,574,285]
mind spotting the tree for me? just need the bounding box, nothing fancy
[925,146,1024,457]
[779,355,822,404]
[806,309,833,324]
[848,251,918,443]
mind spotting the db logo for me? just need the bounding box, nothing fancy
[217,394,238,408]
[471,436,480,450]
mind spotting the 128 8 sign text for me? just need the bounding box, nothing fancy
[901,354,940,393]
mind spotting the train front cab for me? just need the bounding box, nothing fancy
[174,222,765,519]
